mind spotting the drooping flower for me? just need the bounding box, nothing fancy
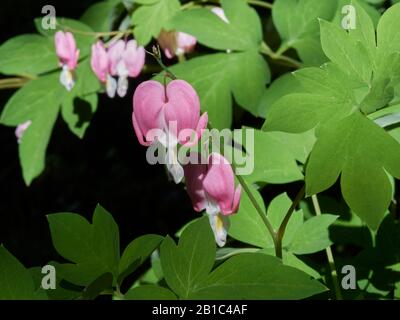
[15,120,32,144]
[91,41,117,98]
[108,39,145,97]
[158,30,197,59]
[55,31,79,91]
[132,79,208,183]
[184,152,241,246]
[90,39,145,98]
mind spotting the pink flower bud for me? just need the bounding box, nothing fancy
[91,41,109,83]
[132,80,208,147]
[123,40,146,78]
[55,31,79,91]
[158,30,197,59]
[184,153,241,216]
[55,31,79,70]
[108,40,145,78]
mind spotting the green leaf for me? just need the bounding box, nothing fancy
[376,3,400,56]
[319,19,372,84]
[241,128,304,184]
[81,1,122,33]
[47,213,94,263]
[229,183,272,248]
[260,248,321,279]
[306,112,400,229]
[257,73,302,118]
[47,205,120,286]
[0,73,66,185]
[188,253,327,299]
[272,0,337,65]
[0,35,58,76]
[92,205,120,279]
[160,216,215,299]
[81,272,113,300]
[34,18,95,58]
[40,262,82,300]
[289,214,338,254]
[61,94,98,139]
[230,190,303,249]
[263,65,356,134]
[124,285,177,300]
[267,193,304,248]
[269,130,316,164]
[171,0,262,51]
[157,51,270,129]
[118,234,163,283]
[0,246,37,299]
[18,101,60,185]
[61,59,101,138]
[132,0,180,46]
[0,73,65,126]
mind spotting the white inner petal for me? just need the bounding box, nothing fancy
[106,75,117,98]
[165,147,184,184]
[117,76,129,98]
[59,66,75,91]
[117,61,129,77]
[208,213,230,247]
[205,194,220,216]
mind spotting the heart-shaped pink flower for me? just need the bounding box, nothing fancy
[55,31,80,91]
[184,152,241,216]
[132,79,208,147]
[55,31,79,70]
[184,152,241,246]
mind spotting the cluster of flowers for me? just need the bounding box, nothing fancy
[15,7,239,246]
[132,79,241,247]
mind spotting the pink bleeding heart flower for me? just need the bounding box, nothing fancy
[91,41,109,83]
[184,152,241,246]
[132,79,208,183]
[15,120,32,144]
[132,79,208,147]
[184,152,241,216]
[107,39,145,97]
[90,41,118,98]
[211,7,229,23]
[158,30,197,59]
[55,31,79,91]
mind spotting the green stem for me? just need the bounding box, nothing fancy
[234,172,278,250]
[275,185,305,259]
[260,41,302,69]
[0,77,32,89]
[146,47,177,80]
[311,194,343,300]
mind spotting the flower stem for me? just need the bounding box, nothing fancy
[311,194,343,300]
[145,46,178,80]
[234,172,278,250]
[0,77,33,89]
[57,20,133,38]
[260,41,302,69]
[275,185,305,259]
